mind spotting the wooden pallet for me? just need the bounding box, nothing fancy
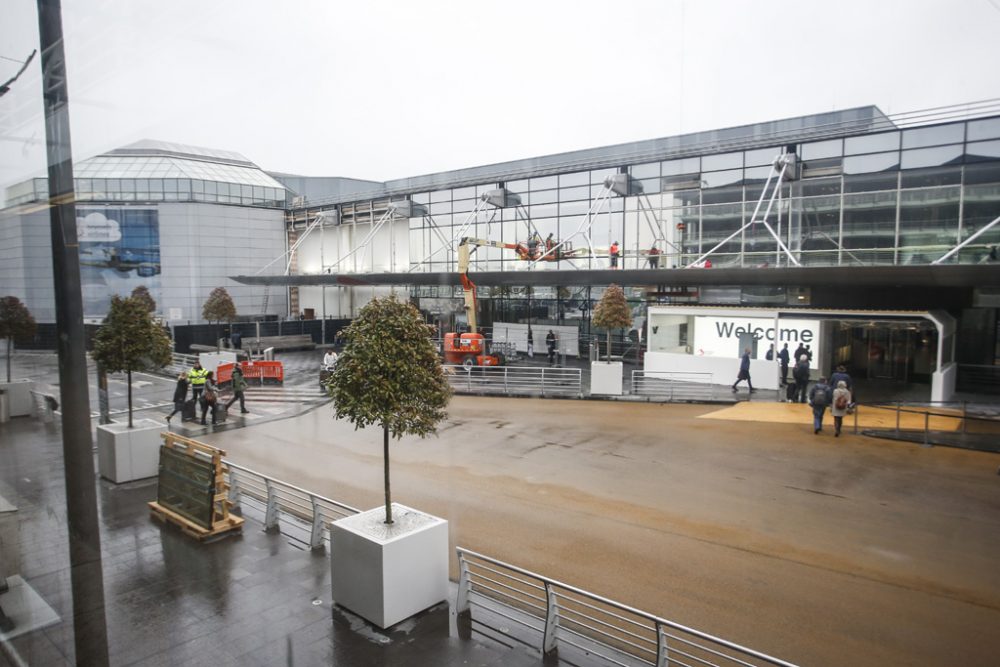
[149,433,244,541]
[148,500,244,542]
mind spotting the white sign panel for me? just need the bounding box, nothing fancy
[693,316,820,361]
[77,212,122,243]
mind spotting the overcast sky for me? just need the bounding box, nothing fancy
[2,0,999,193]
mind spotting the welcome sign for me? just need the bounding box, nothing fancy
[692,316,821,360]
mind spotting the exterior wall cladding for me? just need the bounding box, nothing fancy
[0,202,285,323]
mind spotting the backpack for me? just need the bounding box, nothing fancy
[812,386,828,407]
[835,393,848,411]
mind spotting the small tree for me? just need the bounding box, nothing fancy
[130,285,157,314]
[0,296,37,383]
[325,295,451,524]
[202,287,237,350]
[92,296,172,428]
[592,284,632,361]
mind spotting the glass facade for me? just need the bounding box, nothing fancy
[323,115,1000,273]
[4,145,288,208]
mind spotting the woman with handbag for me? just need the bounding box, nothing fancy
[200,370,219,425]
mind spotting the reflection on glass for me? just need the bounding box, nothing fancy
[801,139,843,160]
[901,123,964,149]
[965,139,1000,163]
[900,145,963,170]
[744,147,781,166]
[898,187,959,262]
[559,171,589,187]
[630,162,659,179]
[845,131,899,155]
[844,152,899,175]
[702,151,742,172]
[967,117,1000,142]
[661,156,700,175]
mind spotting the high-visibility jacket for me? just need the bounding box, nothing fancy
[189,367,208,386]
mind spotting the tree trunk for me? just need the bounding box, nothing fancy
[383,422,393,524]
[606,330,612,362]
[127,369,133,428]
[5,336,10,382]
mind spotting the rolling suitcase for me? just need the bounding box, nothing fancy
[182,398,198,422]
[785,383,797,402]
[213,404,228,424]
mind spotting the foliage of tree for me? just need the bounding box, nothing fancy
[202,287,237,323]
[0,296,37,383]
[130,285,157,313]
[92,296,172,427]
[592,284,632,361]
[325,295,451,524]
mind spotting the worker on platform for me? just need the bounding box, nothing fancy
[610,241,620,269]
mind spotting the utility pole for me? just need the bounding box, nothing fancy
[36,0,110,664]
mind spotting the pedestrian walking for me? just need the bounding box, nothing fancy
[792,354,810,403]
[226,364,250,415]
[165,373,188,423]
[546,329,557,365]
[230,331,242,350]
[830,364,855,405]
[808,376,833,434]
[610,241,620,269]
[200,371,219,425]
[732,347,756,394]
[527,328,534,357]
[778,343,790,385]
[831,380,851,437]
[188,361,208,402]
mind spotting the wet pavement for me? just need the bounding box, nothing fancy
[0,416,557,667]
[4,352,1000,666]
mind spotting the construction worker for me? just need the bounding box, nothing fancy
[188,361,209,402]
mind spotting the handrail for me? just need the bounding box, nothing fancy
[445,365,582,397]
[457,547,799,667]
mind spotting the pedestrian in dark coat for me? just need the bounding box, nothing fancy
[200,371,219,425]
[808,377,833,434]
[732,348,755,393]
[546,330,557,365]
[166,374,188,423]
[778,343,790,385]
[793,355,810,403]
[830,365,854,404]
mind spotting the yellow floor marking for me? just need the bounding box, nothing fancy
[699,402,962,431]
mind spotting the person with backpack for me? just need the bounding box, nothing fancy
[831,380,851,437]
[808,376,833,434]
[830,365,855,405]
[792,355,810,403]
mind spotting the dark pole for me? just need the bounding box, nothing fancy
[36,1,110,665]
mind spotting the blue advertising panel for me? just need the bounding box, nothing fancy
[77,207,161,318]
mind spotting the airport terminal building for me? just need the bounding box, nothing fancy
[2,105,998,399]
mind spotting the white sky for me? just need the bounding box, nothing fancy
[2,0,999,193]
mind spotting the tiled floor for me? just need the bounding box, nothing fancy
[0,416,555,667]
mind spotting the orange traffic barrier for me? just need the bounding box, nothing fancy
[216,361,284,385]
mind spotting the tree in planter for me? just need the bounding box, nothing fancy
[202,287,237,349]
[592,284,632,361]
[0,296,37,383]
[92,296,172,428]
[325,295,451,524]
[130,285,157,314]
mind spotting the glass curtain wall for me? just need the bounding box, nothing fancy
[333,116,1000,275]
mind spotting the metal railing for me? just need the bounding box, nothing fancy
[225,460,360,549]
[631,371,718,401]
[446,365,582,397]
[851,401,1000,449]
[457,548,798,667]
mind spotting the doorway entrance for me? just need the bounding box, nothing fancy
[832,320,937,386]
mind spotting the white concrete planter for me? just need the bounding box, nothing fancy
[96,419,166,483]
[330,503,448,629]
[0,380,34,418]
[590,361,623,395]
